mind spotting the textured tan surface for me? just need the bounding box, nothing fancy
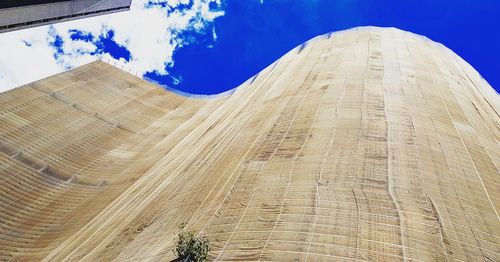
[0,27,499,261]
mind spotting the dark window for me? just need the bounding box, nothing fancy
[0,0,71,9]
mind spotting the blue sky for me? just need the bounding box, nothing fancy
[159,0,500,94]
[0,0,499,95]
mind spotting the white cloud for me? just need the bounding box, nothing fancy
[0,0,224,93]
[0,27,62,92]
[212,27,218,40]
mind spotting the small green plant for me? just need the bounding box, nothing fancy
[175,230,210,262]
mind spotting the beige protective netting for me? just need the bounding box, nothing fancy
[0,27,498,261]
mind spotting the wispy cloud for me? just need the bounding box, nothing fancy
[0,0,224,93]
